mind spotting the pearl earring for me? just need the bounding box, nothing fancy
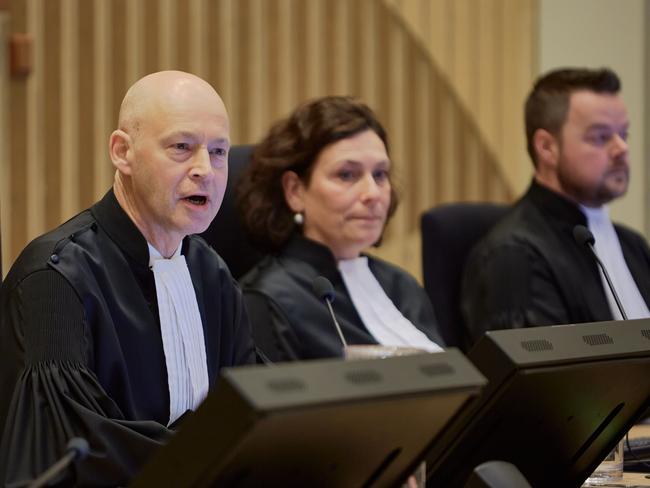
[293,212,304,225]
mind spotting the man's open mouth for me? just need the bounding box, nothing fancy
[184,195,208,205]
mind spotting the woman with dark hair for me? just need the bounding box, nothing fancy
[238,96,443,361]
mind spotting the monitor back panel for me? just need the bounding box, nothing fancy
[132,349,486,488]
[426,319,650,487]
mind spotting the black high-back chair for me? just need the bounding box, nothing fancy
[0,200,3,279]
[421,203,509,351]
[201,145,285,363]
[200,145,262,279]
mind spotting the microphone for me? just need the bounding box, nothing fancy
[312,276,348,348]
[573,224,628,320]
[255,346,274,366]
[28,437,90,488]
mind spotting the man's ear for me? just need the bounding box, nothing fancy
[533,128,560,169]
[281,171,305,212]
[109,129,134,175]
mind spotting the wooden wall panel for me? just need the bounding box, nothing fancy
[25,0,44,242]
[387,17,406,247]
[207,0,232,117]
[2,0,529,279]
[242,0,265,140]
[7,1,27,265]
[126,0,143,82]
[158,0,175,70]
[477,0,502,156]
[304,0,325,99]
[385,0,537,195]
[292,0,308,103]
[142,0,160,75]
[43,0,61,229]
[414,57,433,216]
[92,0,112,198]
[175,1,190,74]
[0,9,9,277]
[374,0,391,124]
[78,0,95,210]
[61,0,80,220]
[358,0,377,106]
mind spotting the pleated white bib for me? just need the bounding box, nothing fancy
[338,257,443,352]
[580,206,650,320]
[149,244,209,425]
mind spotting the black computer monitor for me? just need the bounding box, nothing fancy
[131,349,485,487]
[426,318,650,487]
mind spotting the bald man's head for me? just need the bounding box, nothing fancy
[109,71,231,255]
[117,70,228,138]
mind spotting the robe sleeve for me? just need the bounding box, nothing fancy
[243,291,301,363]
[395,272,445,348]
[228,280,257,366]
[461,242,571,347]
[0,270,173,488]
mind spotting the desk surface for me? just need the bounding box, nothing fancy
[623,472,650,487]
[624,472,650,486]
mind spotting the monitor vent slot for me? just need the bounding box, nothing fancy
[641,329,650,341]
[582,333,614,346]
[266,378,306,393]
[345,369,382,384]
[419,363,454,377]
[520,339,553,352]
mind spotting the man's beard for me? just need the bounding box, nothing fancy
[556,158,629,207]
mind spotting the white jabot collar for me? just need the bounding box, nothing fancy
[148,243,209,425]
[338,256,443,353]
[580,206,650,320]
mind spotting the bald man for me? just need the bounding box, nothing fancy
[0,71,255,486]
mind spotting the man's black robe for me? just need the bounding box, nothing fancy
[461,180,650,347]
[240,235,443,362]
[0,190,255,487]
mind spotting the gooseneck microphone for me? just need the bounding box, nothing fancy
[573,224,628,320]
[28,437,90,488]
[312,276,348,349]
[255,346,274,366]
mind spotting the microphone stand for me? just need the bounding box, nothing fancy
[573,225,629,320]
[574,224,637,476]
[324,297,348,348]
[312,276,349,349]
[585,242,628,320]
[28,438,89,488]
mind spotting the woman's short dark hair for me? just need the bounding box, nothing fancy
[237,96,399,252]
[525,67,620,166]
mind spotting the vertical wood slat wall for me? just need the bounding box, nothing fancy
[3,0,526,279]
[0,9,8,277]
[385,0,538,195]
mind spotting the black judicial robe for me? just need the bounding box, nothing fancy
[461,180,650,347]
[239,235,443,362]
[0,190,255,487]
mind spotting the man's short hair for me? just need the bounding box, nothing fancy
[524,67,621,166]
